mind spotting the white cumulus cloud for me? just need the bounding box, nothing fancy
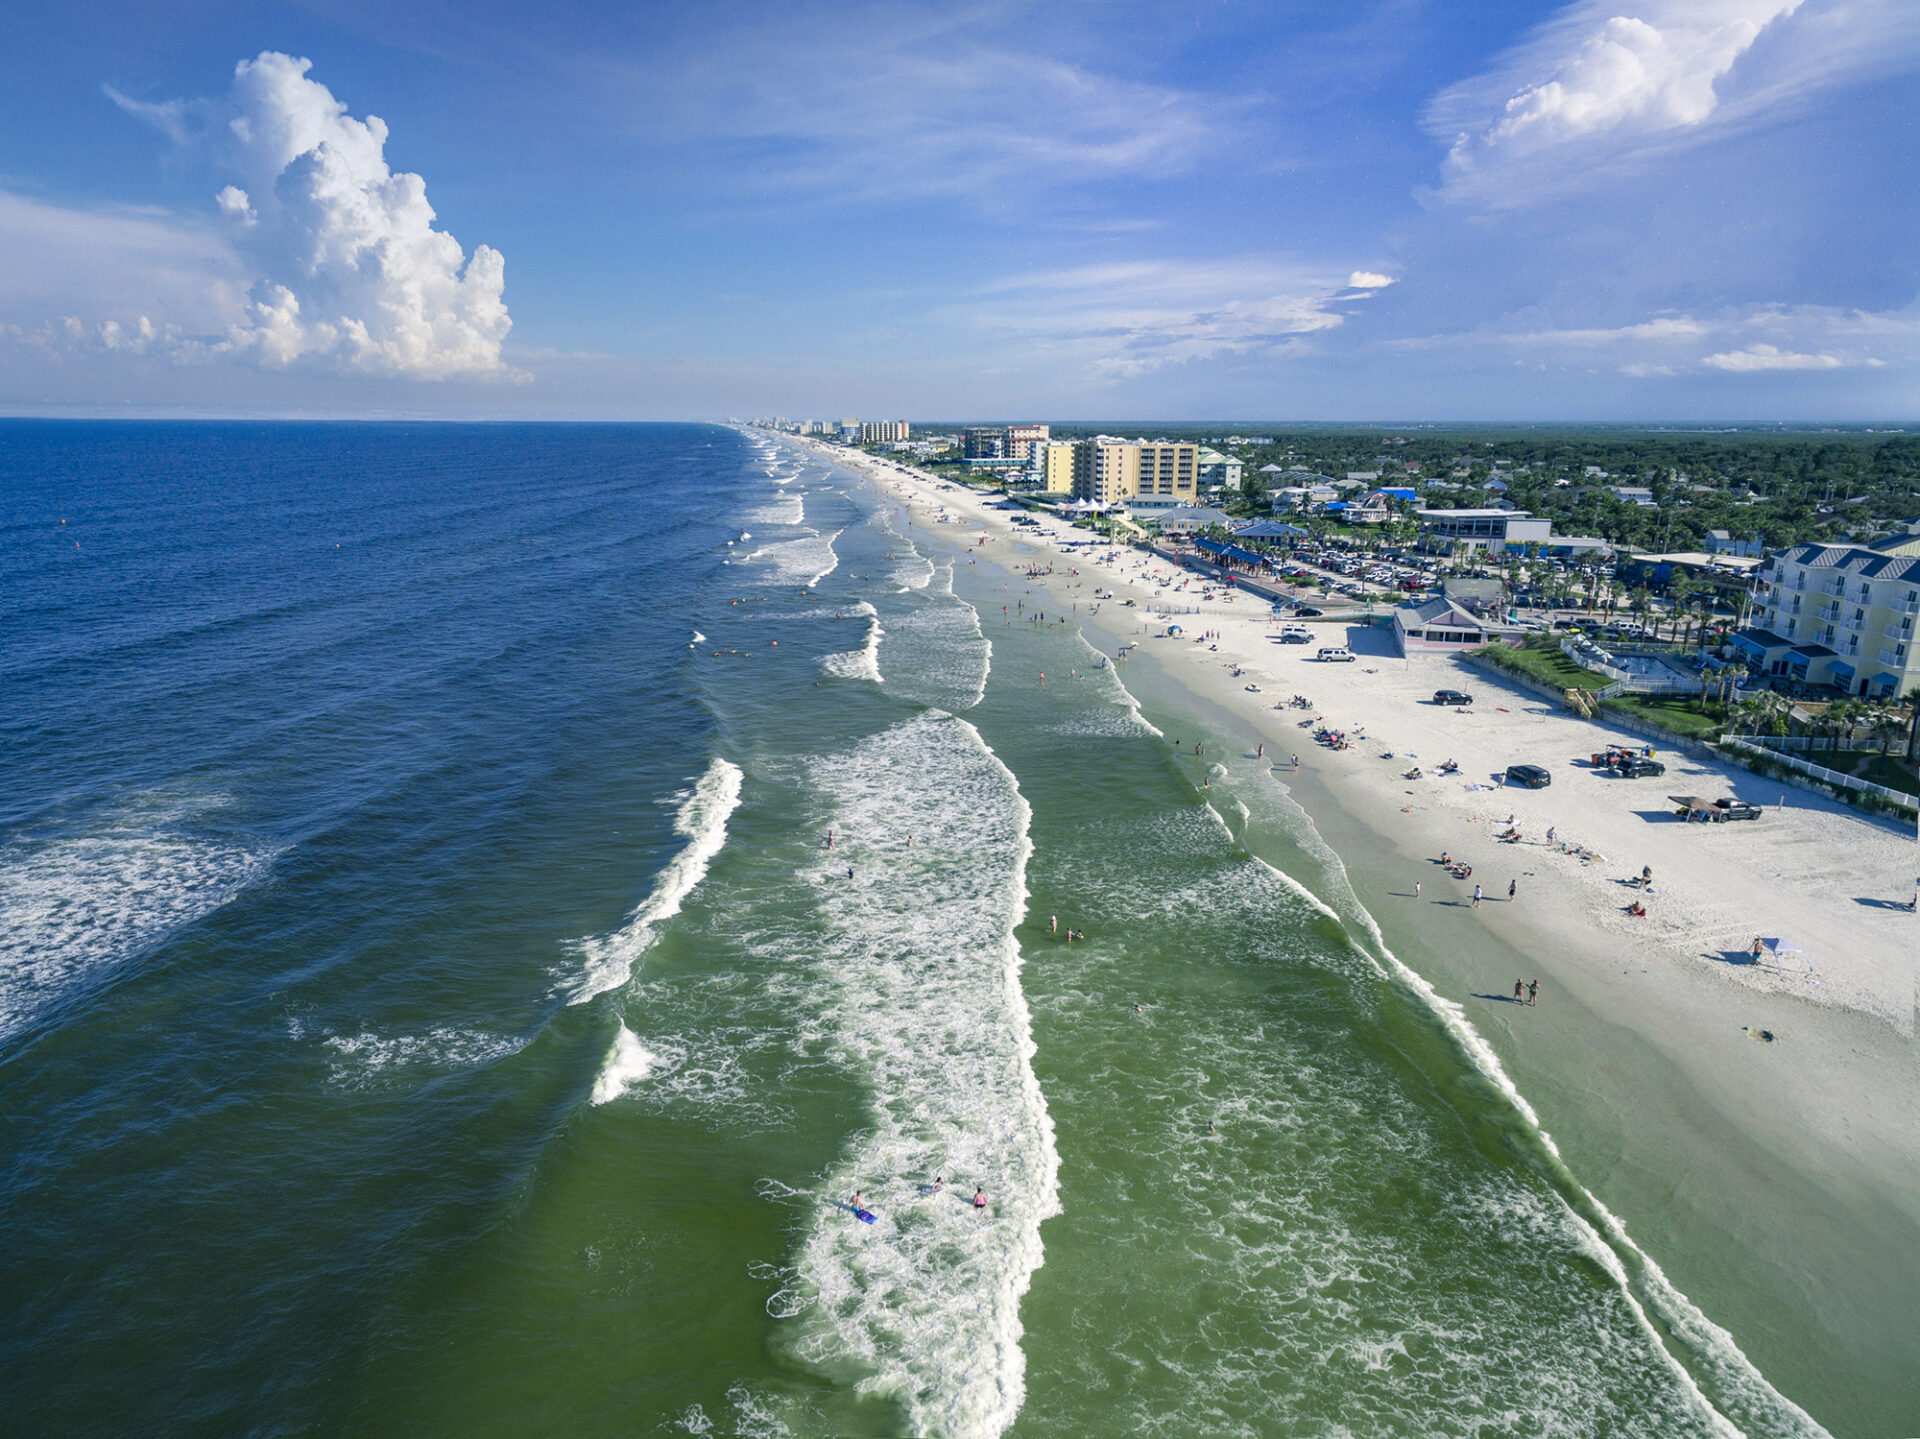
[1346,271,1396,290]
[1428,0,1806,201]
[197,52,511,379]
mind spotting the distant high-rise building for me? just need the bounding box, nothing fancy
[1003,423,1050,461]
[963,427,1006,459]
[860,420,910,444]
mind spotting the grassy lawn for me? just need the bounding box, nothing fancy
[1478,639,1612,692]
[1802,749,1920,797]
[1603,694,1725,740]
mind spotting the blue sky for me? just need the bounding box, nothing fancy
[2,0,1917,420]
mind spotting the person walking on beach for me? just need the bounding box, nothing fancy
[1526,979,1539,1006]
[1508,878,1517,901]
[1414,880,1422,899]
[1472,883,1483,908]
[1513,980,1525,1001]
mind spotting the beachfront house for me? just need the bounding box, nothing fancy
[1392,596,1520,655]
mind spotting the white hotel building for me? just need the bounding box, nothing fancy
[1733,532,1920,697]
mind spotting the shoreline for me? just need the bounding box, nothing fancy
[802,436,1920,1434]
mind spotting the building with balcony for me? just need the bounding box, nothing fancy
[962,427,1006,459]
[1070,438,1198,505]
[1003,423,1050,461]
[1733,534,1920,696]
[1029,440,1075,494]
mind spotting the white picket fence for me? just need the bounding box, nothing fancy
[1718,735,1919,813]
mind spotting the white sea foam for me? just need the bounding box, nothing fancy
[561,756,744,1006]
[0,795,274,1044]
[748,492,805,527]
[878,570,991,711]
[778,712,1058,1439]
[589,1021,658,1104]
[880,515,935,590]
[745,530,842,588]
[321,1026,525,1087]
[821,613,885,683]
[1249,768,1821,1438]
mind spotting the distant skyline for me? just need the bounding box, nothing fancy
[3,0,1918,421]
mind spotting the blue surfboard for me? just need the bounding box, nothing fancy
[838,1201,878,1224]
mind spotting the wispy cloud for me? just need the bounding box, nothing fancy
[597,7,1233,210]
[101,83,200,145]
[952,257,1380,379]
[1387,303,1908,376]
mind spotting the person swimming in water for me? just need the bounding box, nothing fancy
[972,1187,988,1209]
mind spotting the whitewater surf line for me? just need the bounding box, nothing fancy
[821,611,885,683]
[561,756,743,1007]
[780,711,1059,1438]
[0,795,276,1046]
[590,1022,658,1105]
[1243,767,1825,1438]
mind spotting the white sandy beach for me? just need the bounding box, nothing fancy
[825,443,1916,1034]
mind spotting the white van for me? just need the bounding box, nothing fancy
[1317,646,1355,662]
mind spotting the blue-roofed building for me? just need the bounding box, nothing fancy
[1746,532,1920,696]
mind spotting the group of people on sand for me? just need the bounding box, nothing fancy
[1511,979,1541,1005]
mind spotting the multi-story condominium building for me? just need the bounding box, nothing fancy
[1137,441,1199,499]
[1003,423,1050,461]
[1733,532,1920,697]
[1069,439,1198,504]
[1031,440,1075,494]
[963,427,1005,459]
[1070,438,1137,504]
[860,420,910,443]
